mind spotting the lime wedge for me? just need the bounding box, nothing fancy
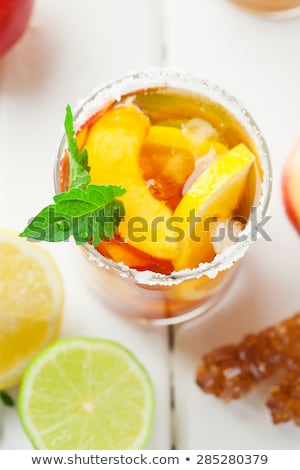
[18,338,155,450]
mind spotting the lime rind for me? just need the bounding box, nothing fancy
[18,337,155,450]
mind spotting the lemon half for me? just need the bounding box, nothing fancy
[0,230,63,389]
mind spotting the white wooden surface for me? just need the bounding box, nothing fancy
[166,0,300,449]
[0,0,169,450]
[1,0,300,450]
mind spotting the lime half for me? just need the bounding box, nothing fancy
[18,338,155,450]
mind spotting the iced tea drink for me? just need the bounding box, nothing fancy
[55,71,271,324]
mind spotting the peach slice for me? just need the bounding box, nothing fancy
[97,239,174,275]
[144,125,192,152]
[282,140,300,235]
[85,106,177,260]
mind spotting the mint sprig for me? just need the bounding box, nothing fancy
[0,391,15,407]
[20,106,126,246]
[64,104,90,190]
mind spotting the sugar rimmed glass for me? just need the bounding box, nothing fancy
[54,69,272,326]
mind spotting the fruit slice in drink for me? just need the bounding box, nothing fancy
[86,106,177,260]
[83,94,257,271]
[173,144,255,270]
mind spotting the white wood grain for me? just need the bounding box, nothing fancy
[164,0,300,449]
[0,0,170,450]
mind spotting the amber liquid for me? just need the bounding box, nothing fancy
[132,87,261,218]
[230,0,300,12]
[62,87,263,322]
[95,87,261,272]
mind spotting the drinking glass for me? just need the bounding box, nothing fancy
[54,69,271,325]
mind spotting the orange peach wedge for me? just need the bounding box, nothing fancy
[282,140,300,235]
[85,106,177,260]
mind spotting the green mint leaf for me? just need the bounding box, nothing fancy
[64,105,90,190]
[87,184,126,201]
[64,105,78,161]
[112,199,126,226]
[53,189,98,217]
[20,205,72,242]
[72,214,93,245]
[20,105,126,247]
[91,210,105,247]
[20,186,126,246]
[0,391,15,407]
[52,185,126,218]
[78,148,90,171]
[103,203,115,239]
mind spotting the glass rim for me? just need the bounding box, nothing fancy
[54,68,272,286]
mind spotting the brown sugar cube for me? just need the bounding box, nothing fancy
[267,372,300,425]
[196,312,300,424]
